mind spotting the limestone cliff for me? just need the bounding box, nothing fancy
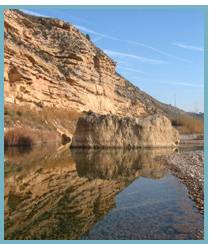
[4,9,185,119]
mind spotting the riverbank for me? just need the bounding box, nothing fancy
[165,151,204,214]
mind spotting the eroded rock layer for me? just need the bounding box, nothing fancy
[4,10,146,117]
[4,10,184,119]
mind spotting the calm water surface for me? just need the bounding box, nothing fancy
[4,146,203,240]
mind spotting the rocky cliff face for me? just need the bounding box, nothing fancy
[4,10,144,117]
[4,10,184,119]
[71,112,180,148]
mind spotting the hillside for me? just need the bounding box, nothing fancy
[4,9,203,141]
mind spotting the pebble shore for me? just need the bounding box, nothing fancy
[165,151,204,214]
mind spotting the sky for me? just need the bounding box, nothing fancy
[21,7,206,112]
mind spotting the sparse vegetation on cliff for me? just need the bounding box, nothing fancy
[85,33,90,41]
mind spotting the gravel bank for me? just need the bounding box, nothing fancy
[165,151,204,214]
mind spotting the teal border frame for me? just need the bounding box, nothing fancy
[0,5,208,243]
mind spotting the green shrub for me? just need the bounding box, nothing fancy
[86,34,91,41]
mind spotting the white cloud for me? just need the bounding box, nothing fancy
[104,49,169,64]
[131,77,203,88]
[20,9,50,18]
[172,42,204,52]
[155,80,204,88]
[117,66,144,74]
[75,25,191,63]
[19,12,196,63]
[126,40,192,63]
[74,25,119,41]
[18,13,194,63]
[52,10,92,25]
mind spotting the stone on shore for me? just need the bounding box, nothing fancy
[71,112,180,148]
[165,151,204,214]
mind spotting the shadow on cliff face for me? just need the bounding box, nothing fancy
[4,145,175,240]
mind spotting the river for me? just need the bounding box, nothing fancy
[4,145,203,240]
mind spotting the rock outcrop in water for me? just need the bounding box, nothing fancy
[71,112,180,148]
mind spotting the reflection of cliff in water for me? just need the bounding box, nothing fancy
[4,147,173,240]
[72,148,174,180]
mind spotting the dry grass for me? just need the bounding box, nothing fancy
[171,114,204,134]
[4,104,82,133]
[4,127,60,147]
[4,104,51,129]
[4,104,82,147]
[4,128,34,147]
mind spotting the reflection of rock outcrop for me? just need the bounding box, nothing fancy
[71,112,180,148]
[4,147,173,240]
[72,148,174,180]
[4,149,125,240]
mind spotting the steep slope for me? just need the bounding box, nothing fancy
[4,9,185,119]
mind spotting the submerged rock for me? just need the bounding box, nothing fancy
[71,112,180,148]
